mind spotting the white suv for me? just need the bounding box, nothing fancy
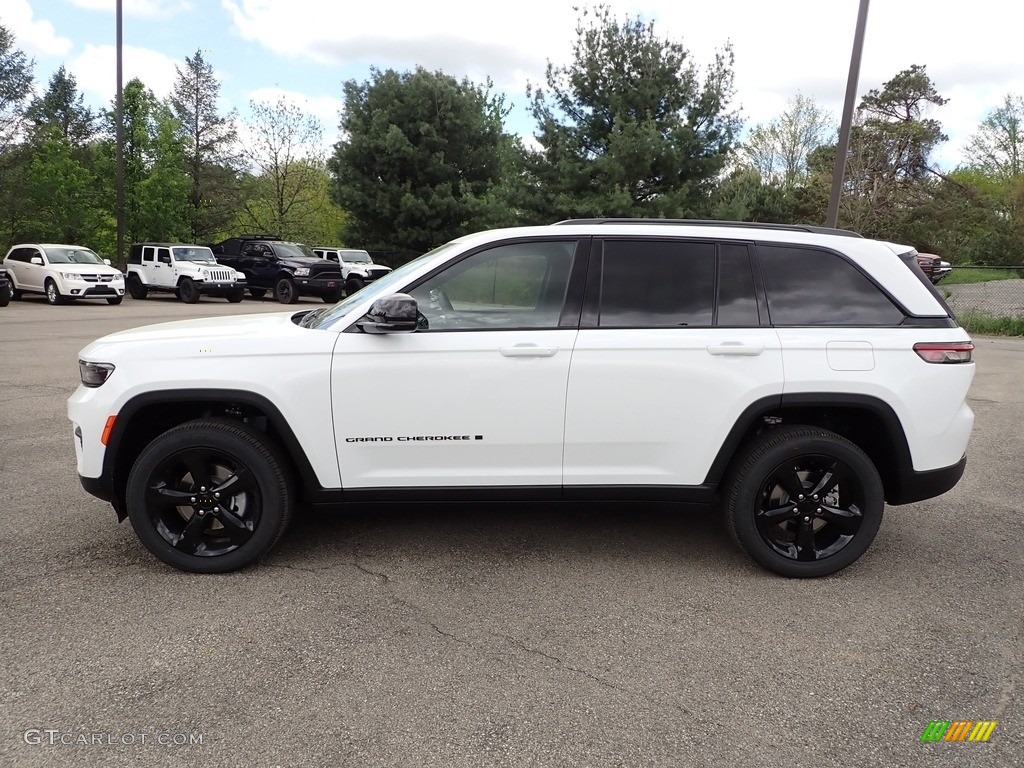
[125,243,246,303]
[4,243,125,305]
[310,246,392,294]
[68,220,975,577]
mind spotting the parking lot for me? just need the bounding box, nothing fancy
[1,294,1021,767]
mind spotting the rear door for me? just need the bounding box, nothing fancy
[563,238,783,489]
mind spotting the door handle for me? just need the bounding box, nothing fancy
[707,343,765,356]
[499,345,559,358]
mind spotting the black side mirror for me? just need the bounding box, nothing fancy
[356,293,419,334]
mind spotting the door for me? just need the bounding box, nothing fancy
[333,238,585,489]
[563,239,784,487]
[139,246,159,286]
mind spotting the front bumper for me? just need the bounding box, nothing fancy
[295,276,343,297]
[63,277,125,298]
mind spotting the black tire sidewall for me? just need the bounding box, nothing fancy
[45,279,62,305]
[275,278,297,304]
[126,422,290,573]
[179,278,199,304]
[727,429,884,578]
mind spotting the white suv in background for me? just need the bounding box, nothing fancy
[4,243,125,305]
[125,242,246,304]
[311,246,392,294]
[69,220,975,577]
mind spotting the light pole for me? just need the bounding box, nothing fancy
[826,0,870,229]
[115,0,124,264]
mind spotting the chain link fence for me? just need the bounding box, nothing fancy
[940,267,1024,323]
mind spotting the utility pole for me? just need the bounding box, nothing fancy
[826,0,870,228]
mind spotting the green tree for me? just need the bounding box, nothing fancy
[170,49,239,241]
[23,129,103,244]
[331,67,508,252]
[26,65,96,148]
[97,78,190,248]
[0,25,35,244]
[965,94,1024,181]
[524,4,739,220]
[238,97,342,242]
[742,94,834,189]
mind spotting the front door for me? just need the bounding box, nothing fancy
[333,238,585,489]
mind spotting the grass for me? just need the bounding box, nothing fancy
[941,267,1022,285]
[957,310,1024,336]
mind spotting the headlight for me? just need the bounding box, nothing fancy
[60,272,81,280]
[235,272,246,281]
[79,360,115,387]
[294,267,310,276]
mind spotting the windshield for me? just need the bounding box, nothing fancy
[172,246,216,262]
[276,243,317,259]
[343,251,372,263]
[45,247,104,265]
[307,242,459,330]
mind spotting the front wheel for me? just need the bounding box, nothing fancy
[179,277,200,304]
[274,277,298,304]
[106,295,123,305]
[125,420,293,573]
[225,287,245,303]
[45,278,65,305]
[322,288,343,303]
[725,427,883,578]
[345,277,365,296]
[0,284,10,307]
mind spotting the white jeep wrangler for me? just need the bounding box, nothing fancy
[70,220,975,578]
[125,243,246,304]
[311,246,392,294]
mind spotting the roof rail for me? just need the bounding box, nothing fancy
[551,218,863,238]
[234,233,283,240]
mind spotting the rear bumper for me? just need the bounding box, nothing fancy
[887,455,967,505]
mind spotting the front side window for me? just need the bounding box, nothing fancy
[759,244,904,326]
[409,240,576,331]
[158,248,172,265]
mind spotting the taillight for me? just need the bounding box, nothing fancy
[914,341,974,363]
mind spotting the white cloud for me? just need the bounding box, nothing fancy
[4,0,74,57]
[247,87,344,132]
[71,44,182,105]
[66,0,194,18]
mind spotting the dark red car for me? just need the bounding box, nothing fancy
[915,253,952,284]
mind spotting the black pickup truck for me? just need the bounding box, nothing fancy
[210,234,345,304]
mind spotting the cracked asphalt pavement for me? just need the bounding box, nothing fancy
[1,296,1021,767]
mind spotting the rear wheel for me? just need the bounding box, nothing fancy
[274,277,298,304]
[127,274,148,299]
[725,427,883,578]
[45,278,65,305]
[226,287,245,303]
[179,277,200,304]
[125,420,293,573]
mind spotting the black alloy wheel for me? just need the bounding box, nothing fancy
[346,277,365,295]
[126,420,293,573]
[226,287,245,303]
[726,427,883,578]
[248,287,266,299]
[106,295,123,305]
[127,274,148,299]
[0,284,9,307]
[274,277,298,304]
[179,277,200,304]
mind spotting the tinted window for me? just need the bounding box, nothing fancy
[410,240,576,330]
[718,243,759,326]
[158,248,172,264]
[759,244,904,326]
[599,240,715,327]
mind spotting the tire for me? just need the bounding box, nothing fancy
[274,277,298,304]
[0,284,10,307]
[226,287,245,303]
[249,287,267,299]
[45,278,65,306]
[106,295,123,305]
[725,426,883,578]
[127,274,148,299]
[179,277,200,304]
[346,277,365,295]
[322,289,343,304]
[125,419,293,573]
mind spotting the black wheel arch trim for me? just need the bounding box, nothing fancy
[99,389,322,509]
[702,392,926,504]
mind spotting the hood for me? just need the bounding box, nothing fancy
[58,264,123,277]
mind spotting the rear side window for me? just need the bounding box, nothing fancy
[758,244,904,326]
[600,240,716,327]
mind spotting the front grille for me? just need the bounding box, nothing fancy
[311,267,343,280]
[80,274,117,283]
[206,269,234,282]
[369,268,390,279]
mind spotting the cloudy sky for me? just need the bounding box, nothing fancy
[6,0,1024,169]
